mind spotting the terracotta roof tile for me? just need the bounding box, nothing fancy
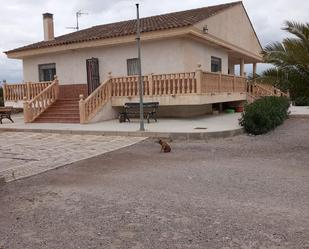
[6,1,241,54]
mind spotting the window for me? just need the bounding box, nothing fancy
[39,63,56,82]
[211,57,222,73]
[127,58,139,76]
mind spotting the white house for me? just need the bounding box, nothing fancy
[3,1,265,123]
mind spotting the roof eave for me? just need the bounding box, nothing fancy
[5,27,192,59]
[189,29,263,62]
[5,25,263,63]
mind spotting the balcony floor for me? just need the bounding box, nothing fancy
[111,92,247,107]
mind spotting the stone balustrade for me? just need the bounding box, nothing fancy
[23,78,59,123]
[247,82,289,101]
[3,81,52,102]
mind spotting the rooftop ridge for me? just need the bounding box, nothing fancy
[91,1,242,28]
[5,1,242,54]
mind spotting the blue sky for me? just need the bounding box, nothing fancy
[0,0,308,83]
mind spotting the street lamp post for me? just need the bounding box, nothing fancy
[136,3,145,131]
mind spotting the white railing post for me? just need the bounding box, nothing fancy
[233,76,236,92]
[218,73,222,93]
[26,82,31,100]
[23,97,31,123]
[79,94,86,124]
[148,73,153,96]
[2,82,7,103]
[54,76,59,98]
[195,64,202,94]
[108,72,113,96]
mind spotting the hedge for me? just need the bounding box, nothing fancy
[0,87,3,107]
[239,96,290,135]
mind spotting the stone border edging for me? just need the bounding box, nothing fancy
[289,114,309,119]
[0,127,244,140]
[0,175,5,186]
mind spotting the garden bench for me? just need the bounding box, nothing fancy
[0,107,14,124]
[119,102,159,123]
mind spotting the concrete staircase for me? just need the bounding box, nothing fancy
[247,82,289,103]
[35,98,80,123]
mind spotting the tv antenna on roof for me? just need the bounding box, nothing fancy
[66,10,88,31]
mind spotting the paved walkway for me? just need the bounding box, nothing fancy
[0,132,145,182]
[290,106,309,117]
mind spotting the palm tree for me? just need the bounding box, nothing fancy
[260,21,309,101]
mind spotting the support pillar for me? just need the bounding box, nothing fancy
[228,61,235,75]
[253,63,257,78]
[240,58,245,77]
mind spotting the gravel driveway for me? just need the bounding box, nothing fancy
[0,118,309,249]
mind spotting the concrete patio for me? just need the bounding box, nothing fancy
[1,106,307,139]
[290,105,309,117]
[0,112,244,140]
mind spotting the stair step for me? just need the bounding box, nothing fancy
[40,112,79,116]
[51,102,79,106]
[49,106,79,110]
[39,113,80,118]
[47,105,79,109]
[35,117,80,123]
[45,108,79,113]
[57,98,80,101]
[35,120,80,124]
[54,99,79,102]
[52,102,79,105]
[33,98,82,123]
[55,100,79,103]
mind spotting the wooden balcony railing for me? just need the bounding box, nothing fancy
[79,78,112,124]
[152,72,197,95]
[3,81,52,102]
[23,78,59,123]
[247,82,289,100]
[110,70,245,98]
[199,71,246,94]
[111,75,149,97]
[111,72,197,97]
[79,70,247,123]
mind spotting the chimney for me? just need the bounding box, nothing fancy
[43,13,54,41]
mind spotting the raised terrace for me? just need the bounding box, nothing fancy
[3,69,248,124]
[2,69,288,124]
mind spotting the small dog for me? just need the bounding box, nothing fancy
[158,139,171,153]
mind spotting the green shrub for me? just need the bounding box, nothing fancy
[294,96,309,106]
[0,87,3,107]
[239,96,290,135]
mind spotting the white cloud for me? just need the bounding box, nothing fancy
[0,0,308,82]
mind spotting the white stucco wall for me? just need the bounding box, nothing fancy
[194,4,262,56]
[183,38,228,74]
[22,37,229,85]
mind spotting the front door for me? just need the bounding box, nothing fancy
[86,58,100,94]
